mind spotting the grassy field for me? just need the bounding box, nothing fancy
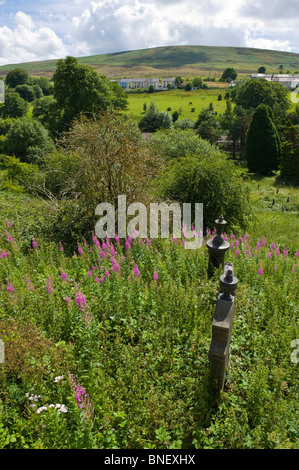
[1,45,298,79]
[123,88,229,123]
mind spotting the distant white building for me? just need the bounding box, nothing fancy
[250,73,299,89]
[161,78,176,90]
[116,78,159,90]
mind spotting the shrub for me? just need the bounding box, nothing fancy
[155,152,251,232]
[3,118,54,163]
[0,92,28,119]
[139,102,173,132]
[149,128,213,160]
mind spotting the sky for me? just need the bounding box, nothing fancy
[0,0,298,66]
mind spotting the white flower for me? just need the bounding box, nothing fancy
[54,376,64,383]
[57,405,68,413]
[36,406,48,414]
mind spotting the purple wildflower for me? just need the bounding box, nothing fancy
[7,282,15,292]
[153,270,158,281]
[133,265,140,277]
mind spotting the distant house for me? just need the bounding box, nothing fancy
[250,73,299,89]
[161,78,176,90]
[116,78,159,90]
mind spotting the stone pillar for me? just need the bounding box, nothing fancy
[207,215,229,277]
[209,262,238,392]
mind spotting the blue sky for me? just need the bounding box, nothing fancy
[0,0,298,66]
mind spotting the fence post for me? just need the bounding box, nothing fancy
[209,262,238,393]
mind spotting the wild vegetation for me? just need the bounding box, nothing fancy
[0,52,298,450]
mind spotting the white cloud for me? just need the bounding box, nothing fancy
[0,1,297,65]
[245,36,292,52]
[0,11,67,65]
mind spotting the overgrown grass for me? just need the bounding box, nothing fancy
[0,173,298,449]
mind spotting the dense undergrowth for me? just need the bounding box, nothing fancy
[0,181,298,449]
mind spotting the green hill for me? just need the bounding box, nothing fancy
[0,45,298,79]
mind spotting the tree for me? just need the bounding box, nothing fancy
[192,77,203,88]
[175,76,183,87]
[258,66,266,73]
[220,68,237,82]
[15,84,36,102]
[245,104,281,175]
[32,95,57,128]
[194,103,221,144]
[280,123,299,181]
[5,68,29,88]
[234,78,289,115]
[139,102,172,132]
[0,92,28,118]
[53,56,125,130]
[4,118,54,163]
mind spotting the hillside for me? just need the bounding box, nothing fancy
[0,45,299,79]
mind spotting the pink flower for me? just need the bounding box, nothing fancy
[104,270,110,278]
[75,293,86,309]
[59,242,64,252]
[65,296,71,305]
[115,234,119,243]
[133,265,140,277]
[260,238,266,247]
[7,220,12,227]
[61,271,69,281]
[100,250,106,259]
[267,252,272,258]
[7,235,14,243]
[77,244,83,256]
[125,241,130,250]
[100,277,105,284]
[46,277,54,294]
[95,277,99,283]
[258,267,263,275]
[32,240,38,249]
[295,252,299,258]
[172,237,178,244]
[7,282,15,292]
[282,249,287,257]
[291,266,295,273]
[87,270,92,277]
[93,236,100,247]
[153,271,158,281]
[235,250,240,257]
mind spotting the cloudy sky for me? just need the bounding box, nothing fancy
[0,0,298,66]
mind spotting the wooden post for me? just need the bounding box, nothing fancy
[209,262,238,392]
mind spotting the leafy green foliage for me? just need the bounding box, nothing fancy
[156,151,251,232]
[0,93,28,119]
[139,102,173,132]
[245,104,281,175]
[220,67,237,82]
[3,118,54,163]
[53,56,126,130]
[280,123,299,182]
[5,68,29,89]
[15,84,36,102]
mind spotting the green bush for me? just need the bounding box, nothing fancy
[156,152,251,231]
[3,118,54,163]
